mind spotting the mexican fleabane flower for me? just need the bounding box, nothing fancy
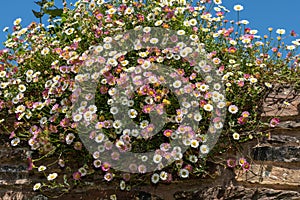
[47,173,58,181]
[233,4,244,11]
[228,105,238,114]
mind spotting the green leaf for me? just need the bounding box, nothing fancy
[43,8,63,17]
[32,10,44,19]
[34,1,43,6]
[61,16,67,23]
[34,0,48,6]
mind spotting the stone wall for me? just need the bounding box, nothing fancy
[0,89,299,200]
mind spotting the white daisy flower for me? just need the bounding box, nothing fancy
[233,132,240,140]
[47,173,58,181]
[107,8,117,14]
[143,27,151,33]
[276,29,286,35]
[189,18,197,26]
[88,105,97,113]
[233,4,244,11]
[173,80,182,88]
[200,144,209,154]
[93,159,102,168]
[11,137,20,146]
[228,105,238,114]
[41,47,50,55]
[66,133,75,145]
[65,28,75,35]
[14,18,22,26]
[33,183,41,191]
[217,101,226,109]
[153,154,162,164]
[38,165,47,172]
[151,173,160,184]
[160,171,168,181]
[199,84,209,92]
[125,7,134,15]
[0,71,6,78]
[113,120,122,129]
[128,109,138,118]
[213,0,222,5]
[131,129,139,137]
[150,38,159,44]
[249,77,257,84]
[15,105,26,113]
[83,111,93,121]
[189,155,198,163]
[141,60,151,69]
[177,30,185,35]
[179,168,189,178]
[154,20,163,26]
[190,139,199,148]
[73,114,82,122]
[203,104,213,112]
[140,120,149,129]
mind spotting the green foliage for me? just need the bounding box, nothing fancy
[0,0,299,197]
[32,0,64,22]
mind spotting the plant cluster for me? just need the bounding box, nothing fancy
[0,0,299,196]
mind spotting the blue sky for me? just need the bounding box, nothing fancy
[0,0,299,48]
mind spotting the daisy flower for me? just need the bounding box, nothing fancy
[189,155,198,163]
[249,77,257,84]
[190,139,199,148]
[47,173,58,181]
[153,154,162,164]
[150,38,159,44]
[38,165,47,172]
[238,158,247,166]
[138,165,147,173]
[226,159,236,168]
[214,0,222,5]
[200,144,209,154]
[0,71,6,78]
[228,105,238,114]
[276,29,286,35]
[270,118,280,127]
[151,173,160,184]
[11,137,20,146]
[107,8,117,15]
[233,4,244,11]
[242,162,251,171]
[73,171,81,180]
[203,104,213,112]
[128,109,138,118]
[232,132,240,140]
[110,107,119,115]
[173,80,182,88]
[41,47,50,55]
[189,19,197,26]
[33,183,41,191]
[179,168,189,178]
[93,159,102,168]
[120,180,126,190]
[104,172,114,181]
[65,28,75,35]
[143,27,151,33]
[66,133,75,145]
[160,171,168,181]
[113,120,122,129]
[73,114,82,122]
[177,30,185,35]
[94,134,104,145]
[14,18,22,26]
[155,20,163,26]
